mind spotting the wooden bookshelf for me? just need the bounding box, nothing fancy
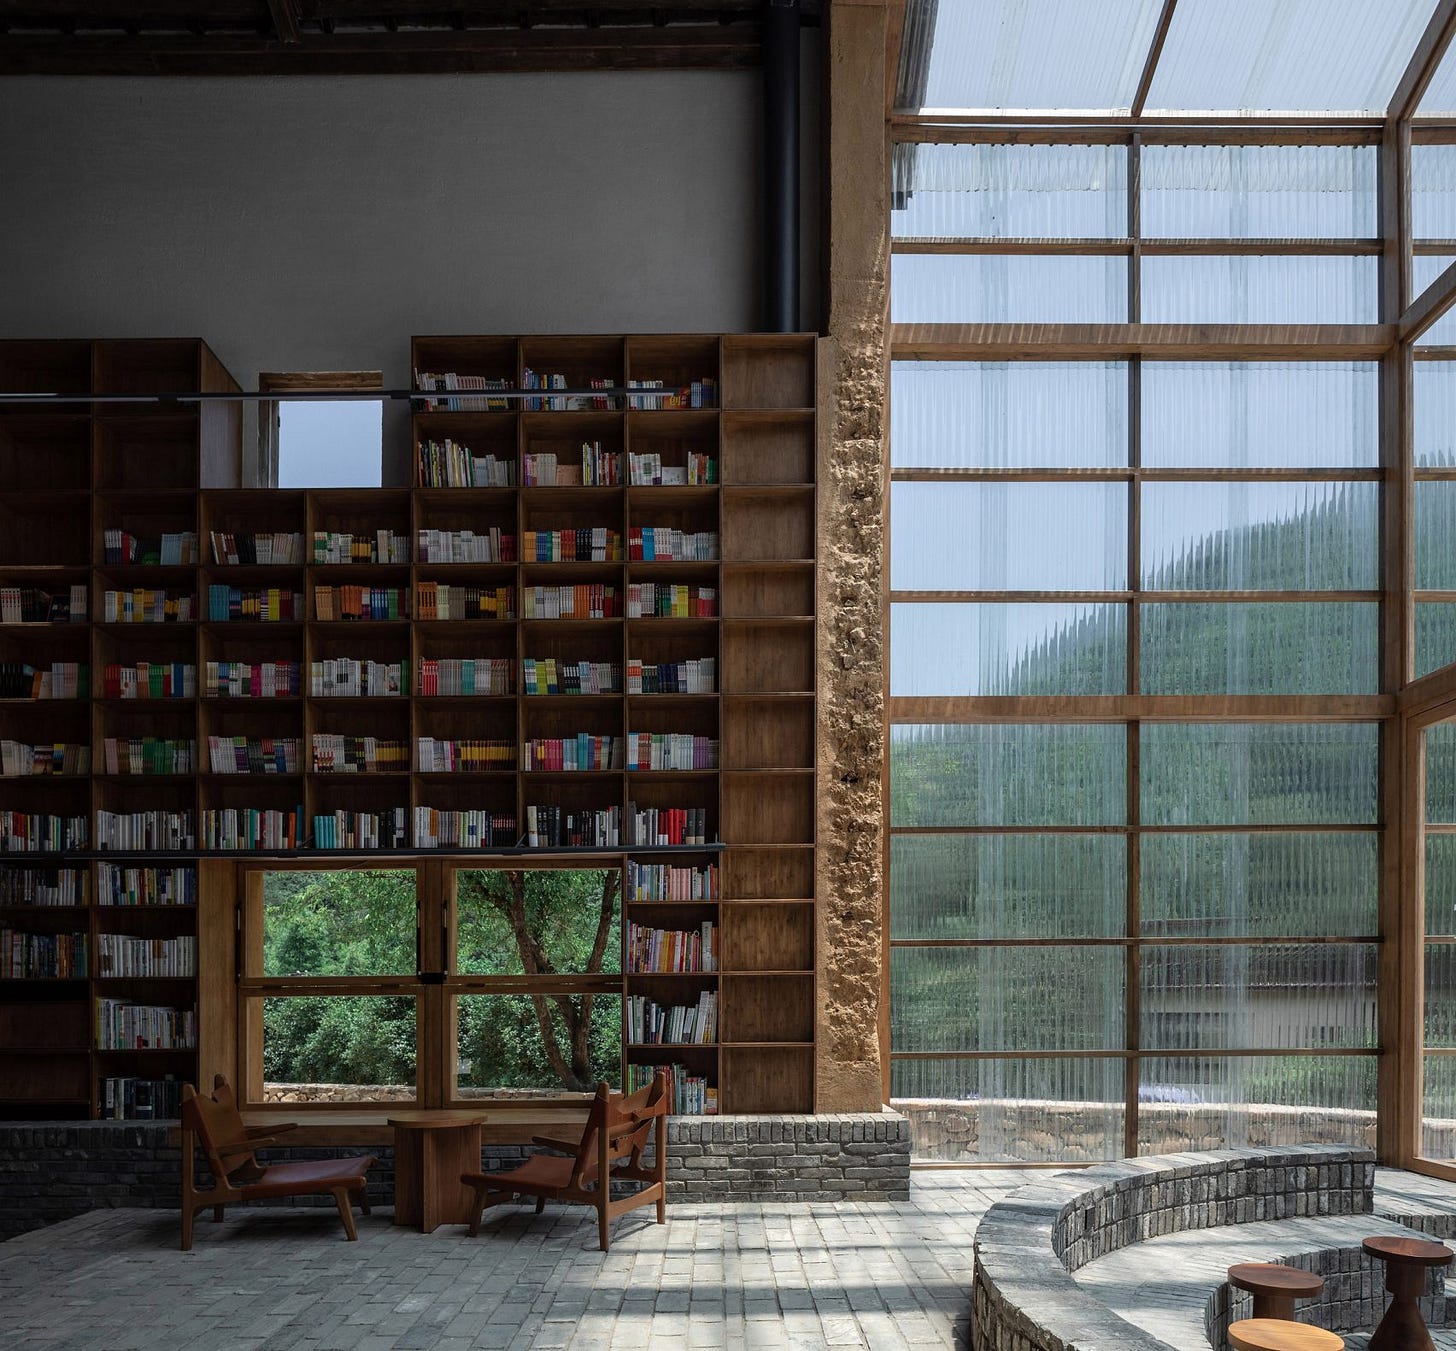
[0,333,818,1117]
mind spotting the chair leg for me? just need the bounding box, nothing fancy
[213,1205,225,1222]
[535,1195,546,1214]
[180,1202,194,1253]
[465,1179,488,1238]
[333,1188,359,1242]
[656,1189,666,1224]
[356,1187,371,1216]
[598,1199,610,1253]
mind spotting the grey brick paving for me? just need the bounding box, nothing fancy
[0,1172,1038,1350]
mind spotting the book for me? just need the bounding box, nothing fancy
[626,657,715,695]
[206,586,301,622]
[204,661,298,699]
[416,528,516,563]
[413,807,517,849]
[0,866,87,906]
[523,804,620,848]
[415,738,515,772]
[101,737,192,775]
[626,919,717,972]
[96,932,195,978]
[209,531,303,565]
[626,861,720,903]
[106,662,195,699]
[627,528,718,562]
[206,737,301,775]
[310,530,408,565]
[521,735,622,772]
[0,740,91,776]
[0,662,87,699]
[308,659,404,698]
[0,812,88,852]
[102,589,193,623]
[416,657,513,697]
[312,809,408,850]
[97,863,195,907]
[96,999,196,1050]
[625,584,717,618]
[312,735,410,773]
[313,586,404,621]
[624,734,718,771]
[95,811,194,851]
[1,928,86,978]
[200,807,303,850]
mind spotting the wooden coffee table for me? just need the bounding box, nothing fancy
[1362,1235,1453,1351]
[1228,1263,1325,1321]
[388,1111,488,1233]
[1228,1320,1343,1351]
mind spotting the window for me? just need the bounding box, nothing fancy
[258,371,384,488]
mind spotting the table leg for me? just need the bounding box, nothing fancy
[1250,1294,1297,1322]
[419,1125,483,1233]
[392,1129,423,1229]
[1370,1261,1435,1351]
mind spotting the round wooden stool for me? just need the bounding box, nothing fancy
[1227,1319,1344,1351]
[1362,1235,1453,1351]
[1228,1263,1325,1321]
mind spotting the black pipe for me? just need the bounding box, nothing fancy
[764,0,801,333]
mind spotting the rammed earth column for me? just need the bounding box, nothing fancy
[817,0,890,1112]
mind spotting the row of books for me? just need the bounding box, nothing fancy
[0,662,86,699]
[628,658,715,695]
[522,585,616,620]
[106,662,194,699]
[627,584,716,618]
[312,530,408,565]
[206,586,301,623]
[96,933,196,978]
[626,860,720,903]
[417,657,511,697]
[2,928,86,978]
[1,740,90,777]
[210,531,303,566]
[414,807,516,849]
[97,863,195,907]
[207,736,301,775]
[627,528,718,562]
[523,735,621,772]
[102,738,192,776]
[625,377,717,411]
[1,586,87,624]
[416,738,514,773]
[313,735,410,774]
[96,811,193,852]
[96,998,196,1050]
[201,807,303,850]
[626,992,717,1046]
[416,582,513,621]
[523,658,618,695]
[0,866,86,906]
[628,451,716,485]
[625,734,719,772]
[630,806,711,847]
[101,1076,184,1120]
[521,528,620,562]
[314,586,405,622]
[102,589,192,624]
[525,804,618,848]
[310,659,404,698]
[104,529,198,565]
[522,369,618,412]
[1,812,87,852]
[417,440,515,487]
[207,661,299,699]
[313,809,408,850]
[628,920,717,973]
[416,527,515,564]
[415,373,514,413]
[627,1062,717,1115]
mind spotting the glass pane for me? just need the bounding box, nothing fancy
[1426,724,1456,824]
[1140,603,1379,695]
[1141,943,1377,1050]
[896,0,1165,114]
[1422,1054,1456,1157]
[891,142,1127,238]
[892,946,1123,1052]
[454,868,621,976]
[890,602,1126,696]
[891,833,1126,940]
[278,399,384,489]
[1141,482,1378,591]
[892,482,1127,590]
[891,1055,1125,1162]
[1141,144,1376,238]
[1412,145,1456,233]
[1426,943,1456,1047]
[455,992,621,1096]
[1416,602,1456,677]
[1143,0,1436,115]
[891,254,1128,323]
[1142,362,1379,469]
[890,360,1129,470]
[1412,254,1456,345]
[891,722,1127,827]
[1140,723,1379,826]
[260,994,416,1103]
[261,869,416,978]
[1141,832,1379,938]
[1418,483,1456,588]
[1141,256,1378,324]
[1138,1054,1375,1154]
[1426,835,1456,937]
[1416,362,1456,467]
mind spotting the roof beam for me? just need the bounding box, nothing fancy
[891,322,1397,359]
[1129,0,1176,118]
[1389,0,1456,121]
[1400,257,1456,341]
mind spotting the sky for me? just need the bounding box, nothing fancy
[277,400,383,488]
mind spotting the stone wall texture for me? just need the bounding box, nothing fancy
[0,1112,909,1241]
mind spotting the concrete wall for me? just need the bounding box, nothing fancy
[0,60,819,481]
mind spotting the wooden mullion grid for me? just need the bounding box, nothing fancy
[890,1047,1378,1059]
[891,823,1380,836]
[892,238,1384,256]
[893,467,1386,482]
[891,590,1380,603]
[891,324,1396,359]
[890,935,1376,948]
[889,120,1388,141]
[890,696,1393,721]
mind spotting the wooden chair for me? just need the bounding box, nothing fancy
[178,1074,376,1251]
[460,1074,668,1251]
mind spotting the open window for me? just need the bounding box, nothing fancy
[258,371,384,488]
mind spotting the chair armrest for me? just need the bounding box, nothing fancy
[216,1137,277,1158]
[246,1123,296,1138]
[530,1135,583,1154]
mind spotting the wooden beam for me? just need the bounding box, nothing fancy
[888,695,1395,723]
[1390,0,1456,121]
[890,322,1397,359]
[1129,0,1176,118]
[891,123,1384,145]
[1401,257,1456,341]
[265,0,300,43]
[892,112,1387,131]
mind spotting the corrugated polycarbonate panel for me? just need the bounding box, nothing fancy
[891,833,1127,940]
[1141,255,1378,323]
[1418,37,1456,116]
[1142,362,1379,469]
[1426,835,1456,937]
[1141,144,1377,238]
[897,0,1164,113]
[1412,146,1456,236]
[892,143,1128,238]
[1141,482,1378,591]
[892,481,1127,590]
[891,254,1128,323]
[890,361,1129,470]
[1423,1055,1456,1157]
[1140,723,1380,826]
[1426,723,1456,825]
[1415,362,1456,468]
[1417,603,1456,677]
[1417,482,1456,588]
[890,722,1127,827]
[1139,1055,1375,1154]
[1144,0,1436,115]
[1140,832,1379,938]
[890,601,1127,696]
[1413,254,1456,345]
[1429,943,1456,1047]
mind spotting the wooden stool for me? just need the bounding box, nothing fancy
[1229,1263,1325,1321]
[1362,1235,1454,1351]
[1228,1319,1344,1351]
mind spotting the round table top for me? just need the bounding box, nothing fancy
[1227,1318,1344,1351]
[1361,1235,1455,1266]
[386,1111,489,1130]
[1227,1263,1324,1297]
